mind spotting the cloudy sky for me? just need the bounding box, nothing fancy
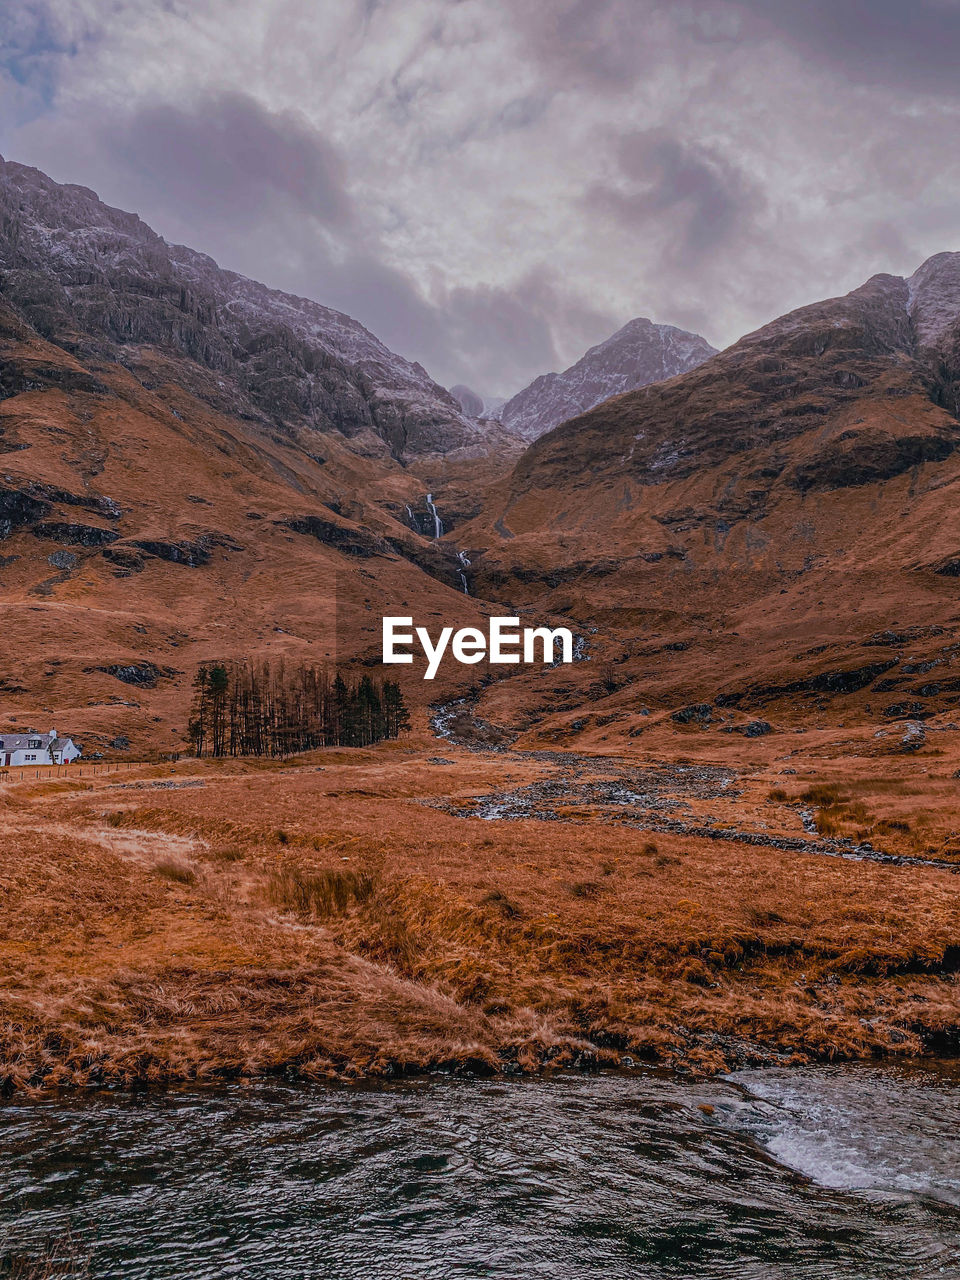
[2,1,959,397]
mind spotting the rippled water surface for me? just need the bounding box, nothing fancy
[2,1063,959,1279]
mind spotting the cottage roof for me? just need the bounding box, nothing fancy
[0,732,56,751]
[0,732,77,752]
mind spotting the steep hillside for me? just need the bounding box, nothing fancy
[0,290,499,755]
[508,272,952,495]
[456,262,960,748]
[499,318,716,441]
[8,151,960,762]
[0,156,485,462]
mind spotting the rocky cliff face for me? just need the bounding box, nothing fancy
[499,318,717,441]
[906,251,960,421]
[0,158,509,754]
[0,274,494,754]
[0,155,482,461]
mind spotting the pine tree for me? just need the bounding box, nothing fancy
[384,681,411,737]
[208,664,230,757]
[189,666,210,756]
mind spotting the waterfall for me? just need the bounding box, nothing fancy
[405,504,416,531]
[420,493,469,593]
[425,493,443,540]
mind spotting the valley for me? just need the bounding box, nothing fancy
[6,6,960,1275]
[0,157,958,1092]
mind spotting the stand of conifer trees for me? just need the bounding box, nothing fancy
[189,660,410,757]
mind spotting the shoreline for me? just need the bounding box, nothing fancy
[5,1037,960,1102]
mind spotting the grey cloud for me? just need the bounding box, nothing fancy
[444,277,561,388]
[0,65,48,130]
[312,251,457,367]
[104,95,600,391]
[7,0,960,398]
[517,0,960,99]
[107,92,353,230]
[274,251,618,396]
[9,78,612,395]
[99,95,464,374]
[0,2,89,62]
[731,0,960,95]
[318,263,619,397]
[588,129,762,260]
[513,0,663,89]
[494,93,552,133]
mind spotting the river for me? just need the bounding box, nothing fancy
[2,1062,958,1278]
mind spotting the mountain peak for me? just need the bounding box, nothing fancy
[499,317,717,442]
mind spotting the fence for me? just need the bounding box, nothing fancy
[0,760,146,785]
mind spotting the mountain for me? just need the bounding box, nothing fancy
[9,146,960,757]
[0,157,506,755]
[453,258,960,748]
[449,384,485,416]
[0,156,485,462]
[498,318,717,441]
[507,267,959,500]
[449,383,507,422]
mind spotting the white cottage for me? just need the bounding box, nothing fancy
[0,729,81,767]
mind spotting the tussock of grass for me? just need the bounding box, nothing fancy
[794,781,951,858]
[212,844,245,863]
[801,783,846,807]
[569,880,602,900]
[746,907,785,927]
[872,818,911,835]
[153,858,196,885]
[480,889,522,919]
[797,783,871,837]
[266,864,374,919]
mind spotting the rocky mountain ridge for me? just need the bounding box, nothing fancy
[438,254,960,750]
[0,155,484,462]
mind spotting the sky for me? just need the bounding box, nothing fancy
[2,1,960,398]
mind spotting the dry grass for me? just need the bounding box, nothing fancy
[266,864,374,918]
[780,774,960,858]
[0,742,958,1089]
[0,1231,90,1279]
[153,858,196,885]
